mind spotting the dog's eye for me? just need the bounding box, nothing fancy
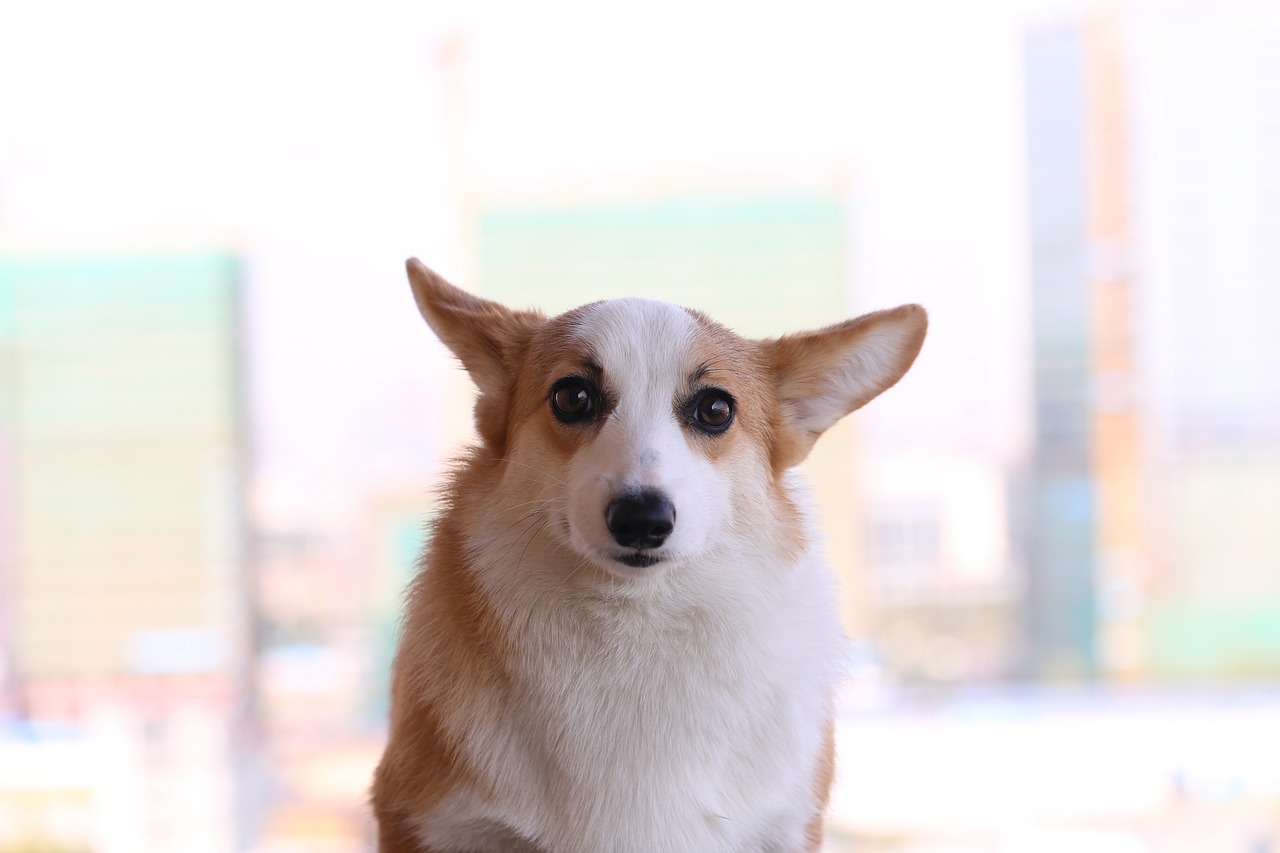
[692,390,734,433]
[550,377,596,423]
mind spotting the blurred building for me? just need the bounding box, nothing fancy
[860,455,1019,685]
[1023,17,1110,680]
[249,511,405,852]
[0,255,258,851]
[1127,0,1280,680]
[1022,2,1280,683]
[471,190,869,628]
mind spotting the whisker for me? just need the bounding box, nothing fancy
[488,496,561,521]
[493,510,549,558]
[516,517,552,573]
[493,456,568,487]
[489,508,555,560]
[554,553,595,592]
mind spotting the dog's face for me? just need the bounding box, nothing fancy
[530,297,765,578]
[406,259,927,580]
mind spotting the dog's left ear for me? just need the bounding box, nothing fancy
[405,258,542,396]
[764,304,927,470]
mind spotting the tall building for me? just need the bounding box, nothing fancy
[471,191,871,632]
[0,254,257,851]
[1023,20,1105,680]
[1126,0,1280,679]
[0,255,248,681]
[1022,3,1280,682]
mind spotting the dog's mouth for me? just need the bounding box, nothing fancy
[614,551,664,569]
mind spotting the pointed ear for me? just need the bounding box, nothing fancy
[405,258,542,396]
[764,304,927,469]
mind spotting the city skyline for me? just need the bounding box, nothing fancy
[2,0,1278,850]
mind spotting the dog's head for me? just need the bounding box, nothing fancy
[407,259,926,580]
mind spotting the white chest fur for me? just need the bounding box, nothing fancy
[416,547,844,853]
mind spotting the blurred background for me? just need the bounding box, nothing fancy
[1,0,1278,850]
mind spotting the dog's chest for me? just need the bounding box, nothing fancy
[435,570,841,852]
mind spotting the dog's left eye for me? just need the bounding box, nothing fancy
[550,377,597,423]
[691,390,735,433]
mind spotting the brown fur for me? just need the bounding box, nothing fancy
[763,304,928,470]
[372,492,507,837]
[803,717,838,851]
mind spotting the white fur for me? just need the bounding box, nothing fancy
[562,299,729,577]
[412,299,844,853]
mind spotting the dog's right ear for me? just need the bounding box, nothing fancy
[406,258,542,396]
[762,303,927,470]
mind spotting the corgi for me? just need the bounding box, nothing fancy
[372,259,927,853]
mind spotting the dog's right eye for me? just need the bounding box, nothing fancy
[550,377,596,423]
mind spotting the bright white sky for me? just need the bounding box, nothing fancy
[0,0,1083,515]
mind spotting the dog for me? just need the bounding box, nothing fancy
[372,258,927,852]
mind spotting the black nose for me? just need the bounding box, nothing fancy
[605,491,676,549]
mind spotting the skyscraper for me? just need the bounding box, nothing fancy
[1126,1,1280,679]
[0,254,256,851]
[0,255,247,682]
[1022,2,1280,682]
[1023,20,1104,679]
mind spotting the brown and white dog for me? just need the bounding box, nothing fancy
[372,259,927,852]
